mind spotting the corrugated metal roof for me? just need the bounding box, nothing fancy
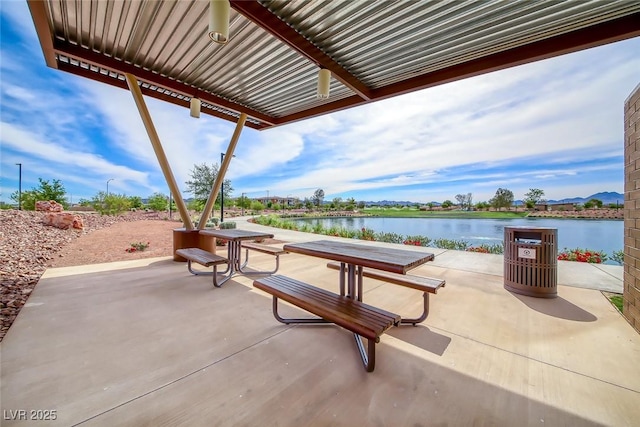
[31,0,640,129]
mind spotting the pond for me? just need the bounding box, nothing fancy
[291,217,623,258]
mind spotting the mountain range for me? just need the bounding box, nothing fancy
[365,192,624,207]
[546,191,623,205]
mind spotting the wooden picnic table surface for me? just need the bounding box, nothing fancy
[283,240,434,275]
[200,229,274,241]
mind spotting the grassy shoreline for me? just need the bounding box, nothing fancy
[362,209,529,219]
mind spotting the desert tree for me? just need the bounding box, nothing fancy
[11,178,68,210]
[490,188,514,210]
[184,163,233,216]
[524,188,545,208]
[312,188,325,208]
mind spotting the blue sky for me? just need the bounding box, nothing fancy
[1,1,639,205]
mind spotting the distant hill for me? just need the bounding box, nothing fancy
[363,192,624,207]
[550,191,623,206]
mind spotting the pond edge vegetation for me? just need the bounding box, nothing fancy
[252,214,623,265]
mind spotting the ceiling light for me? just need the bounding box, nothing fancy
[317,68,331,99]
[209,0,230,44]
[190,97,201,118]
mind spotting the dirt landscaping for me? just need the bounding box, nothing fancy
[0,210,181,341]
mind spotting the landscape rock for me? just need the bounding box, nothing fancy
[35,200,64,212]
[43,212,84,230]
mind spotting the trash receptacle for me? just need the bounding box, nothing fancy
[504,226,557,298]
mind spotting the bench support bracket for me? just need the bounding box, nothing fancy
[271,296,378,372]
[241,249,281,274]
[186,260,230,287]
[400,292,430,326]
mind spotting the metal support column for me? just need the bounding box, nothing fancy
[125,73,193,230]
[198,113,247,229]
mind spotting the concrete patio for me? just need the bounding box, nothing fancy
[1,220,638,426]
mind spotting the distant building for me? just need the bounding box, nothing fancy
[254,196,299,207]
[534,203,576,211]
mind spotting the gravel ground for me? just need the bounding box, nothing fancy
[0,209,178,342]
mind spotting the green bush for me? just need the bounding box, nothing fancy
[91,192,131,215]
[433,238,469,250]
[357,227,376,241]
[610,295,623,313]
[375,232,404,244]
[219,221,237,229]
[612,250,624,265]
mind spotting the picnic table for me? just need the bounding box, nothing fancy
[254,240,442,371]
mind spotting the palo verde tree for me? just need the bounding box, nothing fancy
[147,192,169,212]
[184,163,233,215]
[11,178,68,210]
[90,192,131,215]
[490,188,514,210]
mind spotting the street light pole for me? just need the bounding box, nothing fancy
[220,153,235,222]
[15,163,22,210]
[106,178,114,197]
[241,192,246,216]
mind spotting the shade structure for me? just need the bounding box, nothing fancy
[26,1,640,130]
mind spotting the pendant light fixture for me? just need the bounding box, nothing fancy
[317,68,331,99]
[190,97,201,118]
[209,0,230,44]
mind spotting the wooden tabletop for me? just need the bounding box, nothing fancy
[283,240,434,275]
[199,229,274,241]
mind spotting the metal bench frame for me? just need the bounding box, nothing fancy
[327,261,445,325]
[254,275,400,372]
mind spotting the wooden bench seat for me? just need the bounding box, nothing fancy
[241,242,287,256]
[240,242,288,274]
[254,275,400,372]
[327,261,445,325]
[175,248,228,287]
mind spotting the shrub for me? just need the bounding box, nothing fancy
[376,232,405,244]
[433,238,469,250]
[219,221,237,229]
[610,295,623,313]
[611,250,624,265]
[466,243,504,254]
[125,241,150,253]
[357,227,376,241]
[403,235,432,246]
[90,192,131,215]
[558,248,607,263]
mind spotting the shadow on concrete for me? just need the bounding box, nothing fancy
[511,292,597,322]
[388,325,452,356]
